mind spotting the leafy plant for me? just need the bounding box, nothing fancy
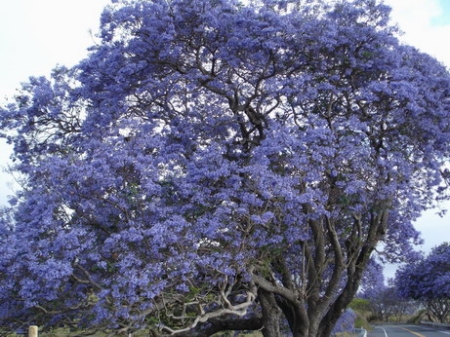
[1,0,450,336]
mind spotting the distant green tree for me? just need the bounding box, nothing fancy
[349,298,370,313]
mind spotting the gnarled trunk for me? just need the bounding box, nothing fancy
[259,289,282,337]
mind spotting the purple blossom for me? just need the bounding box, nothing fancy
[1,0,450,335]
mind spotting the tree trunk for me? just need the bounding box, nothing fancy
[277,297,309,337]
[259,289,282,337]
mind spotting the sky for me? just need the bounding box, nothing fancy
[379,0,450,279]
[0,0,110,204]
[0,0,450,279]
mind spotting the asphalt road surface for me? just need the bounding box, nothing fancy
[368,325,450,337]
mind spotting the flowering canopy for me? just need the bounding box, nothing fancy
[396,243,450,323]
[1,0,450,336]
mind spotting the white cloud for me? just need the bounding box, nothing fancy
[384,0,450,66]
[0,0,110,99]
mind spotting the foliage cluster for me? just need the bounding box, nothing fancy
[396,242,450,323]
[1,0,450,336]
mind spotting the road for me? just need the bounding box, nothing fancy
[368,325,450,337]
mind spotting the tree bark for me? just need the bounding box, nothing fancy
[168,314,264,337]
[259,289,282,337]
[276,297,309,337]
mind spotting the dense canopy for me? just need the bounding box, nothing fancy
[1,0,450,336]
[396,243,450,323]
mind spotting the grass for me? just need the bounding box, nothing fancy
[354,311,371,331]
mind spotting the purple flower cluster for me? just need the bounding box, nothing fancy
[1,0,450,335]
[396,242,450,323]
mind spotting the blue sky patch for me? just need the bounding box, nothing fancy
[431,0,450,26]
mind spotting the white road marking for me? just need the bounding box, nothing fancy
[381,327,388,337]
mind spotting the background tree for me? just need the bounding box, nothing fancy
[1,0,450,336]
[332,309,357,335]
[396,242,450,323]
[349,298,370,314]
[362,282,417,323]
[359,261,395,322]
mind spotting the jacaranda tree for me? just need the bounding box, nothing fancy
[361,279,417,323]
[358,260,413,323]
[396,243,450,323]
[1,0,450,336]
